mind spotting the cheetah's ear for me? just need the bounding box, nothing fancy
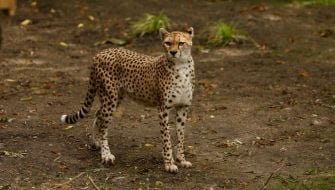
[159,28,169,40]
[186,27,194,38]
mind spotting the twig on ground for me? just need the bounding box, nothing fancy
[261,160,286,190]
[88,175,100,190]
[51,172,86,189]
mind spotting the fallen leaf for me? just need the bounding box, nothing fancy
[111,176,126,182]
[280,147,287,152]
[20,97,32,101]
[263,14,282,21]
[21,19,32,26]
[195,46,210,54]
[144,143,154,147]
[4,79,16,83]
[88,15,95,21]
[276,60,286,64]
[311,119,325,126]
[298,69,309,79]
[31,1,37,6]
[108,38,127,45]
[32,89,48,95]
[30,86,40,90]
[250,5,268,12]
[59,42,69,48]
[222,139,244,147]
[0,150,27,158]
[65,125,74,130]
[319,29,333,38]
[94,37,127,46]
[53,155,61,162]
[234,139,243,145]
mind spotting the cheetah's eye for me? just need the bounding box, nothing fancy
[164,42,171,46]
[178,42,185,46]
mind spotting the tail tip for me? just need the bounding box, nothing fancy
[61,115,67,123]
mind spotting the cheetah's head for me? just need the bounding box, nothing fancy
[159,27,194,62]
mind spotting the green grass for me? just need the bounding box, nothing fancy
[130,13,171,37]
[268,173,335,190]
[293,0,335,5]
[206,21,262,47]
[207,21,239,46]
[248,0,335,6]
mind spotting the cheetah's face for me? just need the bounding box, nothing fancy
[159,27,194,61]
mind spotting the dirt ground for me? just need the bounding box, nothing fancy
[0,0,334,189]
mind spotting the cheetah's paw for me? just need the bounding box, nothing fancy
[101,153,115,165]
[180,160,192,168]
[165,163,178,173]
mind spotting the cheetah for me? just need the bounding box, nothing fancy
[60,27,195,173]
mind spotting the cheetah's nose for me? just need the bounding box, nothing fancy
[170,51,177,56]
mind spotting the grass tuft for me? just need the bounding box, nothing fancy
[207,21,238,46]
[293,0,335,5]
[130,13,171,37]
[268,173,335,190]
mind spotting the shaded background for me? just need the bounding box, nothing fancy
[0,0,334,189]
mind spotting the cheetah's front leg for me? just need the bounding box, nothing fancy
[159,108,178,173]
[176,106,192,168]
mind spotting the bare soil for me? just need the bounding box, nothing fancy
[0,0,334,189]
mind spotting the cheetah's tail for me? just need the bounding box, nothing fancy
[60,69,96,124]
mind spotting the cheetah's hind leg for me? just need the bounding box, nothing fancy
[94,109,115,165]
[95,90,119,165]
[88,117,101,151]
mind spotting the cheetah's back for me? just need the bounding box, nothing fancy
[94,48,163,106]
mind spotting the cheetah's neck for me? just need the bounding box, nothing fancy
[165,56,194,73]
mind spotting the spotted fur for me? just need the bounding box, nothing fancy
[60,27,195,173]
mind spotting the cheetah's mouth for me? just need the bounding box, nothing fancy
[169,54,179,59]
